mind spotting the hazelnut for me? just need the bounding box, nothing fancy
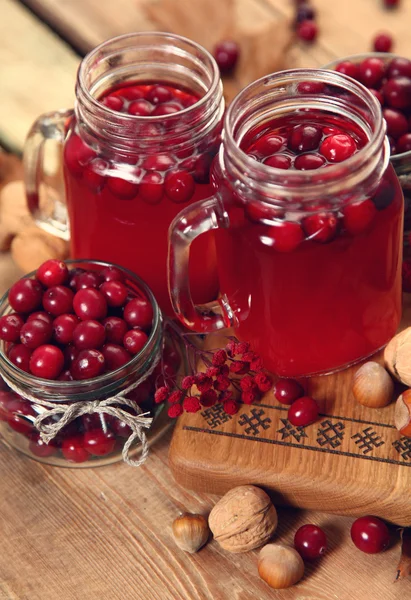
[258,543,304,589]
[208,485,277,553]
[384,328,411,386]
[172,513,210,554]
[352,361,394,408]
[395,390,411,437]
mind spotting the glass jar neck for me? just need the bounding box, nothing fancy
[221,69,390,206]
[75,32,224,155]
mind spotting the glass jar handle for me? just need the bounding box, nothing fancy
[168,195,235,332]
[23,109,73,241]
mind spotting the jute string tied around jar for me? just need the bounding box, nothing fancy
[1,354,160,467]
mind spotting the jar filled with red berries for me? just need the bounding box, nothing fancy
[325,53,411,246]
[0,260,175,467]
[24,32,224,315]
[169,69,403,377]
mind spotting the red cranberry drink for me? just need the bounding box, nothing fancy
[25,33,224,315]
[168,70,403,377]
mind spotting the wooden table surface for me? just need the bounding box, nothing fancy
[1,1,411,598]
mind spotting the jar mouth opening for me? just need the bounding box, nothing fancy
[77,31,221,123]
[0,259,163,397]
[223,68,387,198]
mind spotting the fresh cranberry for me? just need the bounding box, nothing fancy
[358,57,386,88]
[0,390,17,421]
[0,314,24,342]
[73,289,107,321]
[81,413,106,431]
[128,99,153,116]
[297,81,326,94]
[152,103,181,116]
[371,178,395,210]
[382,108,408,139]
[245,202,283,223]
[68,268,86,291]
[107,176,139,200]
[387,57,411,79]
[335,61,359,80]
[58,370,73,381]
[100,266,125,283]
[6,397,35,435]
[36,259,69,288]
[320,134,357,162]
[265,221,304,252]
[294,525,327,560]
[303,211,338,243]
[111,418,132,438]
[75,271,104,290]
[288,124,322,153]
[121,86,144,101]
[370,89,384,105]
[263,155,291,169]
[9,278,43,314]
[73,320,106,350]
[373,33,393,52]
[8,344,32,373]
[43,286,74,316]
[102,95,124,111]
[27,311,53,325]
[147,85,172,105]
[123,297,153,330]
[123,329,148,355]
[294,154,325,170]
[213,40,239,73]
[53,314,79,345]
[288,396,319,426]
[297,20,318,42]
[71,349,105,380]
[28,433,58,458]
[20,319,53,349]
[139,171,164,205]
[29,345,64,379]
[83,429,116,456]
[64,133,96,177]
[143,154,176,172]
[295,3,316,24]
[63,344,79,368]
[273,378,304,404]
[102,316,129,344]
[383,77,411,109]
[343,199,377,234]
[164,170,195,203]
[61,434,90,463]
[250,134,286,157]
[100,281,128,307]
[351,516,390,553]
[102,344,132,370]
[397,133,411,154]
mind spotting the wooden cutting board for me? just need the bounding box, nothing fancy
[169,296,411,526]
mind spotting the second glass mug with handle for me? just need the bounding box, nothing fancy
[168,69,404,377]
[24,32,224,315]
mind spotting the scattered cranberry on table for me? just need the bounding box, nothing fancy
[274,379,305,405]
[213,40,240,74]
[294,524,327,560]
[350,516,390,554]
[288,396,319,426]
[373,33,393,53]
[297,20,318,42]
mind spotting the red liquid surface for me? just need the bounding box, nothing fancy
[63,82,220,314]
[214,116,403,376]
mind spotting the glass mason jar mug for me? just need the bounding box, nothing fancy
[168,69,404,377]
[24,33,224,315]
[0,260,170,467]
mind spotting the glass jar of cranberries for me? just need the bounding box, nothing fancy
[24,33,224,315]
[169,69,403,377]
[0,260,177,467]
[325,53,411,247]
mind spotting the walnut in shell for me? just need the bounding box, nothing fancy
[384,328,411,386]
[208,485,277,553]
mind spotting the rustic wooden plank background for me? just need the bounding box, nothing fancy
[1,0,411,598]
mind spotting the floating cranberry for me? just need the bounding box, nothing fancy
[294,524,327,560]
[358,57,386,88]
[8,344,32,373]
[53,314,79,345]
[107,175,138,200]
[102,95,124,111]
[245,202,282,223]
[147,85,172,105]
[320,134,357,162]
[213,40,239,73]
[61,434,90,463]
[100,266,125,283]
[83,158,108,192]
[123,297,153,330]
[139,171,164,205]
[123,329,148,355]
[71,349,105,380]
[297,20,318,42]
[397,133,411,154]
[20,319,53,349]
[0,314,24,342]
[28,433,58,458]
[372,178,395,210]
[43,285,74,316]
[383,77,411,110]
[373,33,393,52]
[152,103,181,116]
[294,154,325,170]
[288,124,322,153]
[251,134,286,157]
[273,378,304,405]
[335,61,359,80]
[73,288,107,321]
[266,221,304,253]
[83,429,116,456]
[142,154,176,172]
[303,211,338,243]
[382,108,408,139]
[6,397,35,435]
[100,281,128,307]
[164,170,195,203]
[288,396,319,426]
[387,57,411,79]
[30,344,64,379]
[9,278,43,314]
[102,344,132,370]
[121,86,145,101]
[73,320,106,350]
[351,516,390,553]
[102,316,129,344]
[128,99,153,116]
[343,199,377,235]
[264,155,291,169]
[27,311,53,325]
[36,259,69,288]
[64,133,96,177]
